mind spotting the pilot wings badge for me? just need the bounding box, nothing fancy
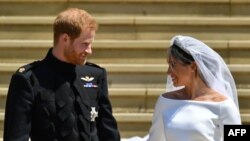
[81,76,98,88]
[81,76,94,82]
[90,107,98,122]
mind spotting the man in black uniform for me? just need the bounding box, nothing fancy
[4,8,120,141]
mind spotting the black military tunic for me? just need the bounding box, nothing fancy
[4,48,120,141]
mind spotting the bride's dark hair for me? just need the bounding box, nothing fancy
[167,44,194,65]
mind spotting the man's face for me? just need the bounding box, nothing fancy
[64,29,95,65]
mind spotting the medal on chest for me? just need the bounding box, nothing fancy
[90,107,98,122]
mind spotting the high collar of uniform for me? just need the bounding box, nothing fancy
[43,48,76,74]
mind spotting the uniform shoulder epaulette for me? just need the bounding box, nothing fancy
[85,62,102,69]
[16,60,41,74]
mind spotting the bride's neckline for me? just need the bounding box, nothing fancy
[160,94,229,104]
[161,87,228,102]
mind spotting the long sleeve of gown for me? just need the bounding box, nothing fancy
[147,97,166,141]
[219,99,241,141]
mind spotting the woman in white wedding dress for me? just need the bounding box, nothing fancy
[122,35,241,141]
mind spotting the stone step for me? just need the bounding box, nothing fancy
[1,63,250,88]
[1,86,250,113]
[1,0,250,18]
[3,16,250,25]
[0,39,250,64]
[2,16,250,40]
[0,111,250,138]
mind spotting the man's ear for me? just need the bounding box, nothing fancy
[59,33,70,43]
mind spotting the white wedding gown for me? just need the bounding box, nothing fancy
[122,95,241,141]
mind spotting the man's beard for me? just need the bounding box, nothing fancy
[64,46,86,65]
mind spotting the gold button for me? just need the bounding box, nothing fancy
[18,68,25,73]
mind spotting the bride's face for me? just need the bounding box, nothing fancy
[167,56,194,87]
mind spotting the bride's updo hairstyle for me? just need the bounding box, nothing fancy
[168,44,194,65]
